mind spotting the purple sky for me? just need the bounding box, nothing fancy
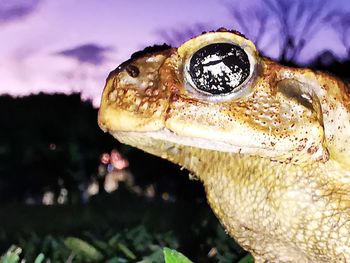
[0,0,349,106]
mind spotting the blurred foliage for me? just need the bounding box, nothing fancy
[0,229,250,263]
[163,247,193,263]
[1,245,197,263]
[0,246,21,263]
[0,188,248,262]
[237,254,254,263]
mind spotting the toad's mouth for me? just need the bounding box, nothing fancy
[111,128,296,159]
[114,128,244,151]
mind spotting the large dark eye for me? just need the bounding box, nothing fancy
[188,43,250,95]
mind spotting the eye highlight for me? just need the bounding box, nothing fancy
[187,43,251,96]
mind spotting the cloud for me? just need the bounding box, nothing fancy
[56,43,113,65]
[0,0,40,23]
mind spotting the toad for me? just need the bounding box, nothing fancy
[98,29,350,262]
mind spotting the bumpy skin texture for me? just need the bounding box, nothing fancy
[98,29,350,262]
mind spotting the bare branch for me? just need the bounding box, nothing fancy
[254,10,268,48]
[232,10,250,34]
[155,23,207,46]
[326,11,350,57]
[225,2,272,52]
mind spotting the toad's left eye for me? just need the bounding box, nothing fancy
[187,43,251,95]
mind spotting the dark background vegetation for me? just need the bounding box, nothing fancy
[1,0,349,262]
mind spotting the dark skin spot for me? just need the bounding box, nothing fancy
[170,92,179,102]
[307,145,318,154]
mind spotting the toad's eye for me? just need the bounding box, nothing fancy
[187,43,251,95]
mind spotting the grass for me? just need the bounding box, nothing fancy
[0,188,249,262]
[1,246,254,263]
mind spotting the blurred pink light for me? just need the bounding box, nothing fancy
[100,152,110,164]
[100,150,129,170]
[110,149,129,170]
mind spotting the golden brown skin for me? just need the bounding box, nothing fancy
[98,29,350,262]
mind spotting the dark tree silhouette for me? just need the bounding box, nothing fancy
[226,4,271,51]
[156,0,334,65]
[263,0,331,63]
[0,93,116,203]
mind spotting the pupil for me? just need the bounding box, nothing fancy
[189,43,250,95]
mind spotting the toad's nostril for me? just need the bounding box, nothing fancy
[126,64,140,78]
